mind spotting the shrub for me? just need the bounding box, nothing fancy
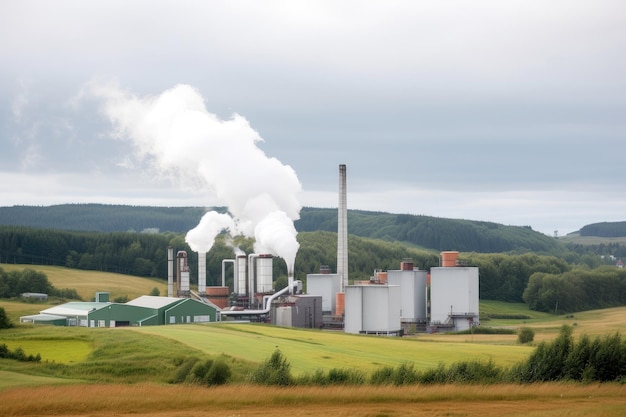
[517,327,535,344]
[393,362,418,385]
[326,368,365,385]
[248,349,293,386]
[0,306,13,329]
[205,358,231,385]
[370,366,395,385]
[187,359,213,383]
[170,357,200,383]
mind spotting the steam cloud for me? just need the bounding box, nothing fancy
[93,83,301,273]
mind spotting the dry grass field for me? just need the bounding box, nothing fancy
[1,383,625,416]
[0,264,167,301]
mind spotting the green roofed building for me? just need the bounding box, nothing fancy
[20,295,220,327]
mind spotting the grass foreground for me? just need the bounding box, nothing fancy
[0,382,625,417]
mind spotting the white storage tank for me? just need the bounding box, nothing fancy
[256,254,273,293]
[430,264,479,331]
[236,255,247,295]
[344,285,402,335]
[306,267,342,313]
[387,268,428,322]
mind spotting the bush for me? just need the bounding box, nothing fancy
[370,366,395,385]
[205,358,231,385]
[327,368,365,385]
[0,306,13,329]
[170,356,231,385]
[393,362,419,385]
[0,343,41,362]
[170,357,200,383]
[248,349,293,386]
[517,327,535,344]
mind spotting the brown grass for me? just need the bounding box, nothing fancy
[0,383,624,416]
[0,264,167,301]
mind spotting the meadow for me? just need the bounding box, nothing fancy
[1,382,625,416]
[133,322,533,375]
[2,265,626,416]
[0,264,167,302]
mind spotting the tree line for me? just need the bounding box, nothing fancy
[523,266,626,314]
[1,225,625,313]
[0,267,80,300]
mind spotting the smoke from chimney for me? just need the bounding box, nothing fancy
[94,83,301,273]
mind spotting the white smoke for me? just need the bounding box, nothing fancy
[92,83,301,271]
[185,211,235,253]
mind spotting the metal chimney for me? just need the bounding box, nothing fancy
[198,251,207,294]
[338,164,348,292]
[167,246,174,298]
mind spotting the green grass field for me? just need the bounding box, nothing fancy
[0,370,82,390]
[2,263,626,388]
[132,322,533,376]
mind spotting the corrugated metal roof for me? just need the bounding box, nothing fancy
[20,314,67,321]
[41,302,109,316]
[125,295,182,309]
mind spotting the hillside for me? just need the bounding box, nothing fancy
[0,203,566,254]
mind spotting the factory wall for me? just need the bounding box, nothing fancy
[88,304,154,327]
[164,298,218,324]
[272,295,322,328]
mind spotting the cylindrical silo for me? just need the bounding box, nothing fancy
[167,246,174,298]
[236,255,247,296]
[256,254,273,293]
[177,250,190,295]
[198,251,207,294]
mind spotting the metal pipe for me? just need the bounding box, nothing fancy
[248,253,259,308]
[220,282,299,316]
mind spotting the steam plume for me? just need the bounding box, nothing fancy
[93,83,301,271]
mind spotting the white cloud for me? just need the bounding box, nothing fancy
[0,0,624,236]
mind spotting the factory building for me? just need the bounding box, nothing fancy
[20,294,220,327]
[271,294,323,328]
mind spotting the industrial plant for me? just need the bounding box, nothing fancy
[162,164,479,334]
[20,164,479,333]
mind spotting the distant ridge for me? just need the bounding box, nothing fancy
[579,221,626,238]
[0,203,565,254]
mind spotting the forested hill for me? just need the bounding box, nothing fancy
[579,221,626,238]
[0,204,208,233]
[0,204,564,254]
[297,208,563,254]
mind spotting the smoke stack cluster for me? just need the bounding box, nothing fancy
[95,83,302,292]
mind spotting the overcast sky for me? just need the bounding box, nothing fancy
[1,0,625,236]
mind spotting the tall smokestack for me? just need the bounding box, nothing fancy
[338,164,348,292]
[198,251,207,294]
[167,246,174,297]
